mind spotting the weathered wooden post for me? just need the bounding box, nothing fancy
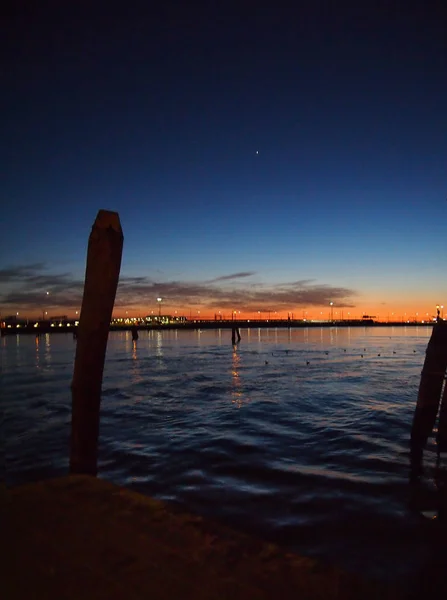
[410,320,447,456]
[70,210,123,475]
[231,327,241,344]
[436,368,447,453]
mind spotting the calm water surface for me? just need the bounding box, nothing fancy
[2,326,441,581]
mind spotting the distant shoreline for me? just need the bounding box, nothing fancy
[0,319,435,336]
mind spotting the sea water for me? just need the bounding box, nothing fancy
[2,326,440,580]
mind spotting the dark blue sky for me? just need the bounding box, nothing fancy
[2,1,446,318]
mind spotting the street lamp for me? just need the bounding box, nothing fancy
[157,297,162,318]
[330,302,333,321]
[42,291,50,320]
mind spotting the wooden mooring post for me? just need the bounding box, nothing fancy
[410,319,447,457]
[70,210,123,475]
[436,365,447,453]
[231,327,241,344]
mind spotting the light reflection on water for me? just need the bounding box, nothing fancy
[231,345,243,407]
[2,326,440,581]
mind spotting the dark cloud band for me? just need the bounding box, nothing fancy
[0,264,356,313]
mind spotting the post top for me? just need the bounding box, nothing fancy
[95,210,122,233]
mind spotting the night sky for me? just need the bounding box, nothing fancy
[2,2,446,320]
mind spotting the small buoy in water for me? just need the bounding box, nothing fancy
[325,351,329,355]
[306,361,310,366]
[393,351,396,354]
[378,354,381,357]
[343,349,346,352]
[265,360,269,365]
[413,350,416,353]
[361,354,363,358]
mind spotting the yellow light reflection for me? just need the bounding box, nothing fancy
[44,333,51,365]
[231,346,243,407]
[35,334,40,369]
[130,339,144,389]
[155,331,163,358]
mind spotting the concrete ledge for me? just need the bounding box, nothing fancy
[3,475,404,599]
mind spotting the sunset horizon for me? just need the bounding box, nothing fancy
[1,259,443,323]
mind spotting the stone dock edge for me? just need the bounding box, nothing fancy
[3,475,413,599]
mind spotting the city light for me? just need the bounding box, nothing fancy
[2,301,444,332]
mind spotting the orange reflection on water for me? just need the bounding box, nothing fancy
[35,334,40,369]
[130,339,145,389]
[44,333,51,365]
[231,345,243,407]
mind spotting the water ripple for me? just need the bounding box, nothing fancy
[2,326,437,581]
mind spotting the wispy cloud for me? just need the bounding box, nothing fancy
[0,263,357,315]
[207,271,256,283]
[0,263,84,312]
[0,264,47,282]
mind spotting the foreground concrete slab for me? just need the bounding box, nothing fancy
[3,475,405,599]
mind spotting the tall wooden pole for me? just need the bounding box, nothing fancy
[436,368,447,453]
[70,210,123,475]
[410,320,447,454]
